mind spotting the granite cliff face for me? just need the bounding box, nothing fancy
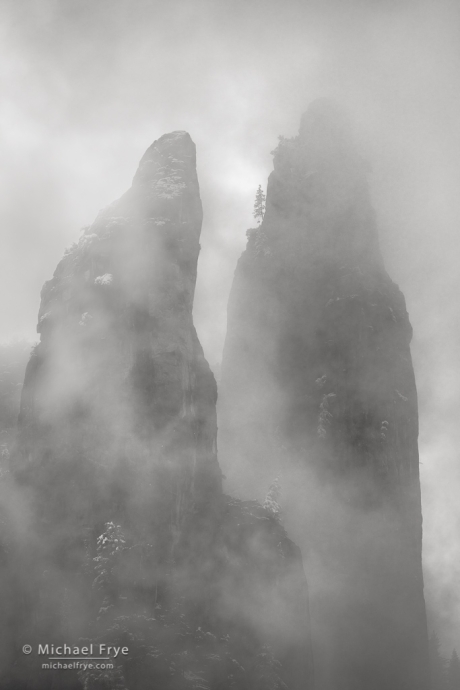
[8,132,312,689]
[219,100,430,690]
[17,131,220,551]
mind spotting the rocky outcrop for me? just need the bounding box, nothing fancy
[18,131,220,523]
[219,100,430,690]
[8,132,312,689]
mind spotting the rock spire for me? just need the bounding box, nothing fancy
[219,100,430,690]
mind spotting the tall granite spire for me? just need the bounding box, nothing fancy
[219,100,430,690]
[18,130,221,520]
[8,132,312,690]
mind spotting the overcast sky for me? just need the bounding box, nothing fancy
[1,0,459,653]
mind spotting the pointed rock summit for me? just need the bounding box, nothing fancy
[219,101,430,690]
[19,131,220,516]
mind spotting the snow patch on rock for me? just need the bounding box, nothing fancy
[94,274,113,286]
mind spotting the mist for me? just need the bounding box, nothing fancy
[1,0,459,663]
